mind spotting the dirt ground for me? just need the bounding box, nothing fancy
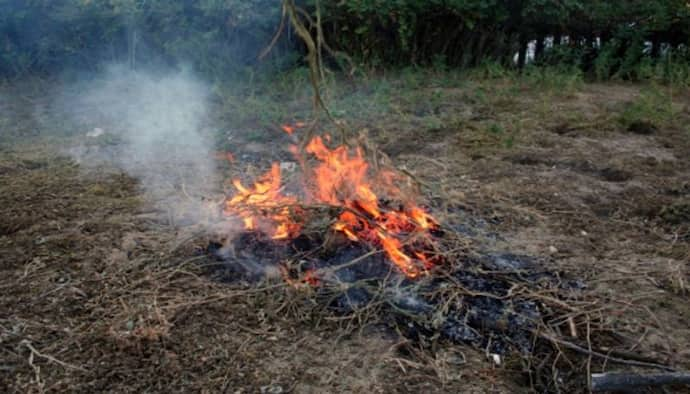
[1,78,689,393]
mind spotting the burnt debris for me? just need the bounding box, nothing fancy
[204,221,578,358]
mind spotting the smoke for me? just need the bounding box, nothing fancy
[59,64,223,226]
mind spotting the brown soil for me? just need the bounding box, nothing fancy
[1,80,688,393]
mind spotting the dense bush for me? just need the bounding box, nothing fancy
[0,0,287,79]
[1,0,689,81]
[315,0,690,79]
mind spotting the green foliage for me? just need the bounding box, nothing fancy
[1,0,689,82]
[523,64,584,93]
[0,0,285,78]
[613,26,650,81]
[658,52,690,86]
[593,42,618,81]
[470,61,513,80]
[316,0,690,80]
[619,84,676,130]
[540,45,586,69]
[488,122,504,134]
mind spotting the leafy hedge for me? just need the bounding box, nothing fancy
[1,0,689,80]
[316,0,690,79]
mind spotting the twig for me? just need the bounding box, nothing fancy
[312,249,384,278]
[283,0,347,146]
[21,340,87,372]
[160,282,288,310]
[258,3,287,60]
[537,333,676,371]
[292,5,356,75]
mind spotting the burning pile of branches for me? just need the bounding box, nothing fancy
[200,128,670,391]
[224,130,440,279]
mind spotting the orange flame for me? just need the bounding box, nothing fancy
[225,163,300,240]
[281,122,306,136]
[223,134,439,278]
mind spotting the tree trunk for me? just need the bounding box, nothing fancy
[534,34,545,62]
[475,31,490,67]
[517,35,528,69]
[461,32,477,68]
[651,34,661,58]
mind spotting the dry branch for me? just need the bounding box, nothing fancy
[283,0,347,147]
[538,333,676,372]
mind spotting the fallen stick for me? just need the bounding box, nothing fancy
[21,340,87,372]
[591,372,690,392]
[538,333,675,371]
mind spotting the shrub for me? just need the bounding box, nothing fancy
[619,84,675,131]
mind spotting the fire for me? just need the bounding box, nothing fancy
[224,163,300,240]
[281,121,306,135]
[378,230,419,277]
[223,127,439,278]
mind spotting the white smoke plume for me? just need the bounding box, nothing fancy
[58,65,224,226]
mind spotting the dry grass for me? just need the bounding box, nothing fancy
[1,76,689,392]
